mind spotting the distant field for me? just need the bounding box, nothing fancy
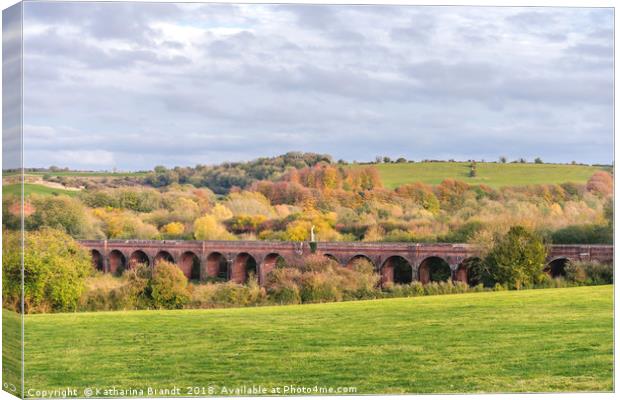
[361,162,605,189]
[2,183,78,197]
[19,286,612,395]
[27,171,148,177]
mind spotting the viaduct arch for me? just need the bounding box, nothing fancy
[79,240,613,286]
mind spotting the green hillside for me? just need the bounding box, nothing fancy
[2,183,78,197]
[362,162,605,189]
[16,286,613,394]
[27,171,148,177]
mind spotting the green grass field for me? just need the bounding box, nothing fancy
[361,162,604,189]
[27,171,148,178]
[2,183,78,198]
[2,310,22,397]
[13,286,613,395]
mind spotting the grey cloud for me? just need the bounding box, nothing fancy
[506,10,555,27]
[402,58,612,107]
[277,4,339,30]
[390,14,436,43]
[18,4,614,169]
[276,4,367,43]
[26,28,191,70]
[26,2,183,45]
[565,43,613,58]
[206,31,256,59]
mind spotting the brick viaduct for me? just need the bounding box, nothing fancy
[80,240,613,286]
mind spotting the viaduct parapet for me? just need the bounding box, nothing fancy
[79,240,613,286]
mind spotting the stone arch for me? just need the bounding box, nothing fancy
[180,251,201,281]
[232,253,258,284]
[545,257,570,278]
[456,257,482,286]
[418,256,451,284]
[91,249,104,272]
[346,254,374,269]
[109,250,127,276]
[154,250,175,265]
[263,253,286,269]
[129,250,150,269]
[207,252,228,280]
[261,253,286,284]
[381,256,413,285]
[323,254,340,265]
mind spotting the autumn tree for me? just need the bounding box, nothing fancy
[93,208,159,239]
[211,203,233,221]
[193,214,235,240]
[160,222,185,238]
[586,171,613,197]
[435,179,470,211]
[151,261,190,309]
[27,195,94,238]
[484,226,547,289]
[3,228,92,312]
[395,183,440,213]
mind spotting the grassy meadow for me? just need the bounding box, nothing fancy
[27,171,148,177]
[2,183,78,198]
[18,285,612,395]
[2,310,22,396]
[365,162,604,189]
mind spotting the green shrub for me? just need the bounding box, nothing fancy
[440,221,485,243]
[484,226,547,289]
[493,283,507,291]
[389,281,425,297]
[472,283,485,292]
[424,282,442,295]
[188,283,217,308]
[565,261,612,285]
[3,228,92,313]
[79,273,126,311]
[151,261,190,309]
[211,278,267,307]
[263,254,381,304]
[121,264,155,309]
[265,268,302,305]
[300,273,341,303]
[26,196,95,238]
[551,224,612,244]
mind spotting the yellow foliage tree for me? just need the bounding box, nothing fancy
[193,214,235,240]
[286,219,312,241]
[211,204,233,221]
[161,222,185,237]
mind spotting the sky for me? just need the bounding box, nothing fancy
[17,2,614,170]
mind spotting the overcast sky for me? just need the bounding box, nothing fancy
[20,3,613,170]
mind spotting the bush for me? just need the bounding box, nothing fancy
[264,255,381,304]
[300,273,341,303]
[151,261,190,309]
[484,226,548,289]
[586,171,613,196]
[265,268,302,305]
[188,278,267,308]
[79,273,127,311]
[3,228,92,313]
[534,275,570,289]
[121,264,155,309]
[440,221,485,243]
[383,280,480,298]
[551,224,612,245]
[565,261,613,285]
[26,196,94,238]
